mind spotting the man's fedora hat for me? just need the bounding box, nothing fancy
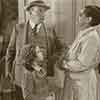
[25,0,50,11]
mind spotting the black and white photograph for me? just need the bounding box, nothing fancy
[0,0,100,100]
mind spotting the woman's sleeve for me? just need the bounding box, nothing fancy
[66,36,99,72]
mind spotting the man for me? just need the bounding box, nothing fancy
[6,0,65,99]
[62,5,100,100]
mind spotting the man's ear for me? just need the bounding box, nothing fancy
[88,17,92,23]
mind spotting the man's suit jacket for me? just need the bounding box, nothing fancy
[6,21,65,87]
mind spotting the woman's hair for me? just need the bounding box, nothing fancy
[84,5,100,26]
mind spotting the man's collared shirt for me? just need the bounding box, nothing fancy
[29,20,42,33]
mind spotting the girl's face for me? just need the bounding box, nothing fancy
[29,6,46,24]
[35,46,44,61]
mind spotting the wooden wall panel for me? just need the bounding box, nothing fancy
[53,0,76,44]
[18,0,25,23]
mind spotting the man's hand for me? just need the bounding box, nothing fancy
[33,63,47,78]
[33,63,42,72]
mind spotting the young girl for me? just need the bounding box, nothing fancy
[20,44,55,100]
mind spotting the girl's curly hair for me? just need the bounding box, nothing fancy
[20,44,36,72]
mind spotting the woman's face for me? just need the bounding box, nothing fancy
[78,8,90,28]
[29,6,46,24]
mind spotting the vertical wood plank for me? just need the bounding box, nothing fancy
[18,0,25,23]
[72,0,77,39]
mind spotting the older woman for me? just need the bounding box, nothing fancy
[62,5,100,100]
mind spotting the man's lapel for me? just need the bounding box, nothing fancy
[23,21,29,45]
